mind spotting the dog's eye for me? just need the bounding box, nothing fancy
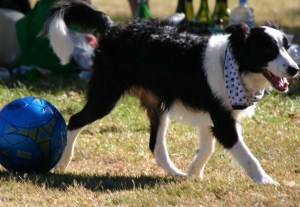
[283,36,291,50]
[285,44,291,50]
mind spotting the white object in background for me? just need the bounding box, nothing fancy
[289,44,300,65]
[229,0,254,28]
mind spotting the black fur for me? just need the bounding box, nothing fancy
[42,0,113,36]
[68,15,241,149]
[44,0,297,152]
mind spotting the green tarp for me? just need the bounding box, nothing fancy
[16,0,76,73]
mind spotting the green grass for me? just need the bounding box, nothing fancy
[0,76,299,206]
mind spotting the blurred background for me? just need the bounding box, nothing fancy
[26,0,300,43]
[90,0,300,42]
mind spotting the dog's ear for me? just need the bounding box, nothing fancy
[225,23,250,63]
[225,23,250,34]
[263,21,280,30]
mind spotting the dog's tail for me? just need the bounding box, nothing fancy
[42,0,114,65]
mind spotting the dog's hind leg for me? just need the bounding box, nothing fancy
[55,97,121,171]
[54,128,82,171]
[150,113,186,176]
[188,127,216,179]
[136,90,186,176]
[55,76,125,171]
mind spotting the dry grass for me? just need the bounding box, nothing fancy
[0,78,299,206]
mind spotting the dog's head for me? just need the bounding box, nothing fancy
[226,24,299,92]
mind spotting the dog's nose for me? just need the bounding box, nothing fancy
[287,66,299,77]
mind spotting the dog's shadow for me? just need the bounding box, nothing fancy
[0,170,177,192]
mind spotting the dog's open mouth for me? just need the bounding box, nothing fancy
[261,68,289,92]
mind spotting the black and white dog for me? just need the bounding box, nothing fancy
[44,0,299,185]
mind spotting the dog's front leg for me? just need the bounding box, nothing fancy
[54,128,82,171]
[228,124,279,185]
[210,109,278,185]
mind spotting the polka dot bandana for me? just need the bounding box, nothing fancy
[224,45,264,110]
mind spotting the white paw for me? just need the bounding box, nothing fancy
[53,151,73,171]
[168,170,187,177]
[187,169,204,179]
[53,161,69,171]
[252,173,279,186]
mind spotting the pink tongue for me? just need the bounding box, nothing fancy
[275,77,289,90]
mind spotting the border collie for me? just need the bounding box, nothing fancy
[43,0,299,185]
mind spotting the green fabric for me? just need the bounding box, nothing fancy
[16,0,76,74]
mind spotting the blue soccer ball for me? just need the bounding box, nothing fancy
[0,96,67,172]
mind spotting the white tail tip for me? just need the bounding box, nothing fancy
[48,17,73,65]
